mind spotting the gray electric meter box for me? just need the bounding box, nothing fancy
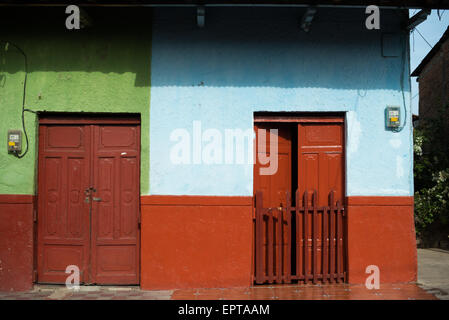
[7,130,22,154]
[385,106,401,128]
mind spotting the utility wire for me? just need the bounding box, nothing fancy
[1,41,30,159]
[415,28,434,49]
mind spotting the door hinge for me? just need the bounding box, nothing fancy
[33,269,38,282]
[33,209,37,222]
[138,215,141,229]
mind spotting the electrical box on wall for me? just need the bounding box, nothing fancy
[385,106,401,129]
[7,130,22,154]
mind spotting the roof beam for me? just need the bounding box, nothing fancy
[406,9,431,31]
[0,1,448,9]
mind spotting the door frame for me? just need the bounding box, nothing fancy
[252,112,347,284]
[35,112,142,285]
[253,111,346,201]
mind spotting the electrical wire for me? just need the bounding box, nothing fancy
[1,41,31,159]
[415,27,433,49]
[394,32,408,133]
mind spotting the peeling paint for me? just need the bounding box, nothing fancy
[390,139,402,149]
[396,156,404,178]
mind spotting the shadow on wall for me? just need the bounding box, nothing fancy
[0,6,409,92]
[151,7,409,91]
[0,7,152,87]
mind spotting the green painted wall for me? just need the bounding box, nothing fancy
[0,15,151,195]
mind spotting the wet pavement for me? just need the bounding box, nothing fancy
[1,248,447,300]
[0,282,437,300]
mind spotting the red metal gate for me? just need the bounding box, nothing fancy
[255,189,346,284]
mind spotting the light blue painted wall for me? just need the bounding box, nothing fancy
[149,7,413,197]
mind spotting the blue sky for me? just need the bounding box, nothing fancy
[409,9,449,115]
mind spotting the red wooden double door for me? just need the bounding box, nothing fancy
[37,116,140,285]
[254,116,346,283]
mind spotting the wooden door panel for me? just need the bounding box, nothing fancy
[67,158,87,238]
[37,125,91,283]
[96,157,115,240]
[91,125,140,284]
[120,157,139,239]
[254,123,292,208]
[298,122,344,281]
[254,123,293,282]
[322,153,344,203]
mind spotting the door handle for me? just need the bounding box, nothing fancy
[92,197,102,202]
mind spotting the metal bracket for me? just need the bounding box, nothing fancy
[300,6,317,33]
[197,5,205,28]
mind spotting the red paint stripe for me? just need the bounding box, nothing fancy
[141,195,253,206]
[347,196,414,206]
[0,194,35,204]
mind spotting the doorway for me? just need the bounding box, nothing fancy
[253,113,346,284]
[36,114,141,285]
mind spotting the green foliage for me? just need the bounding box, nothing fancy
[414,104,449,236]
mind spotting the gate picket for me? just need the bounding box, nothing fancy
[295,189,302,282]
[323,194,329,283]
[303,191,309,284]
[286,191,292,283]
[255,191,263,284]
[276,207,282,283]
[329,191,335,283]
[312,191,318,284]
[336,199,342,283]
[268,208,274,283]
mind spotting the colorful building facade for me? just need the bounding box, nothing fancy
[0,4,418,291]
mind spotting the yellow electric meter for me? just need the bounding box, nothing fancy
[7,130,22,154]
[386,106,400,128]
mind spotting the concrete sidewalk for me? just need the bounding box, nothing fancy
[417,248,449,300]
[1,248,447,300]
[0,283,436,300]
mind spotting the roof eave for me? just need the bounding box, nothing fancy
[411,26,449,77]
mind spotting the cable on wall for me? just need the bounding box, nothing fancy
[1,41,33,159]
[393,31,408,133]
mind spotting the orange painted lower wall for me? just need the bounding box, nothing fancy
[0,193,418,291]
[346,196,417,284]
[0,195,35,292]
[140,195,253,290]
[141,195,417,289]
